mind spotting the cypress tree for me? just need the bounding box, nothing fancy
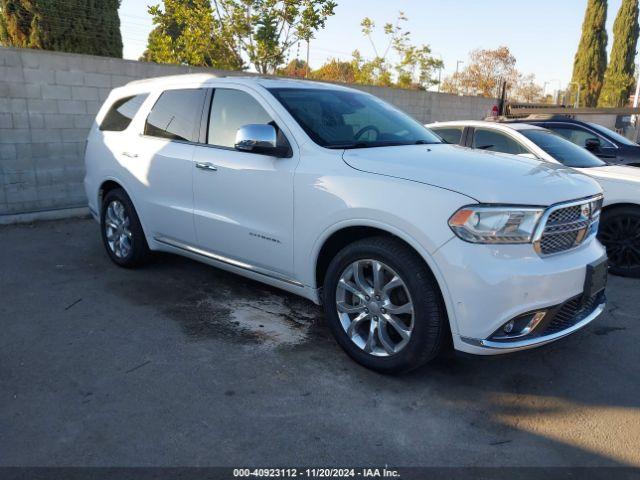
[598,0,639,107]
[571,0,608,107]
[0,0,123,58]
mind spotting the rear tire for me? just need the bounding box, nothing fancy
[322,236,448,374]
[598,206,640,278]
[100,188,150,268]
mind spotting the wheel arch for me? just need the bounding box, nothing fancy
[97,178,139,216]
[312,222,456,334]
[601,202,640,216]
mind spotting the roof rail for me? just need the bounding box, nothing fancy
[124,72,223,87]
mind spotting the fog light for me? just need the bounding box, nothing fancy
[491,310,548,341]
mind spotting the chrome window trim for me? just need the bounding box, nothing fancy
[532,194,603,257]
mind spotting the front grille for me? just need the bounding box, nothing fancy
[541,290,605,335]
[547,205,581,224]
[537,197,602,255]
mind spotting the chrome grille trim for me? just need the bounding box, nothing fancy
[532,194,603,257]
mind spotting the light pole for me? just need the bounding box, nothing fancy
[455,60,464,93]
[547,79,562,104]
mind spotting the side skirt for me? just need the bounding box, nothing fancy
[153,236,321,304]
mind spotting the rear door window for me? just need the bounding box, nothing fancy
[144,89,207,142]
[99,94,148,131]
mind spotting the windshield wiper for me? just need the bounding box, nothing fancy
[328,140,440,149]
[327,142,370,150]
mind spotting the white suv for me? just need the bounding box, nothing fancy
[85,74,607,373]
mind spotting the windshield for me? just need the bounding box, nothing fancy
[268,88,442,149]
[520,129,606,168]
[587,122,638,146]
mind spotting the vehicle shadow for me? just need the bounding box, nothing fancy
[107,246,640,467]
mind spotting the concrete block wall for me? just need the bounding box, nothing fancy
[0,47,497,216]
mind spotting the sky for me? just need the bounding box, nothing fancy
[119,0,627,95]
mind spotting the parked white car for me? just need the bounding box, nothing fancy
[427,120,640,278]
[85,74,607,373]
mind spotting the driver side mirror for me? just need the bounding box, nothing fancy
[585,137,601,152]
[235,124,289,157]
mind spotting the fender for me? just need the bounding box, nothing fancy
[309,218,460,335]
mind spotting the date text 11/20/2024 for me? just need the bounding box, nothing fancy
[233,468,400,478]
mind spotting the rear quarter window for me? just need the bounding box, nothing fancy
[99,94,149,132]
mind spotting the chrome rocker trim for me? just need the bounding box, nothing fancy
[154,235,304,288]
[461,301,606,351]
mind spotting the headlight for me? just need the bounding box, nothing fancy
[449,205,545,244]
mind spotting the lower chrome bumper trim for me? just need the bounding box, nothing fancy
[461,301,606,350]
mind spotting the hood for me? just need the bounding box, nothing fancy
[580,165,640,184]
[342,144,602,205]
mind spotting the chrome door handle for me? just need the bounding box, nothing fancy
[196,162,218,171]
[122,151,139,158]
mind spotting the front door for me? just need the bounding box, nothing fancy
[192,86,297,277]
[544,123,618,161]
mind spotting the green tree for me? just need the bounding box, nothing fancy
[276,58,309,78]
[351,12,442,89]
[598,0,639,107]
[0,0,122,57]
[441,46,517,97]
[571,0,608,107]
[311,58,355,83]
[211,0,337,74]
[142,0,243,69]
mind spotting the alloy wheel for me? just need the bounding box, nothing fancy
[599,216,640,270]
[104,200,133,259]
[335,259,414,357]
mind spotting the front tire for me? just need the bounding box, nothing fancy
[322,237,448,374]
[598,206,640,278]
[100,188,150,268]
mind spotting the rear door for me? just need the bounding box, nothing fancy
[133,88,208,245]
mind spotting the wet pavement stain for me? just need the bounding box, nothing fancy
[105,252,325,347]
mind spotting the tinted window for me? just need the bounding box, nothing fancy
[472,128,528,155]
[144,89,207,142]
[520,130,605,168]
[432,127,464,145]
[100,94,148,131]
[547,125,614,148]
[208,89,273,148]
[587,122,638,146]
[269,88,441,149]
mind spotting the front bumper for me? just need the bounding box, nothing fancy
[433,235,607,355]
[459,291,605,354]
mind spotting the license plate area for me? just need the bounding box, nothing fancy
[582,258,608,306]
